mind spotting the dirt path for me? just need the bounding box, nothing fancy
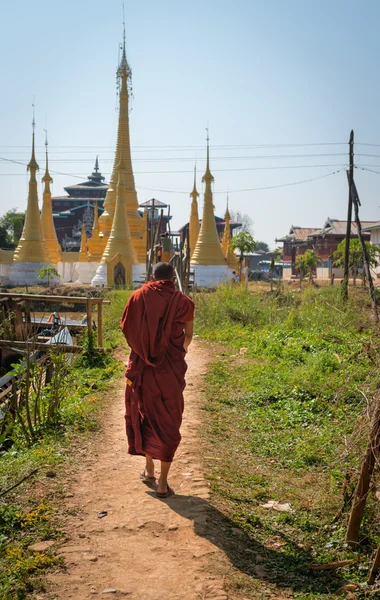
[47,341,230,600]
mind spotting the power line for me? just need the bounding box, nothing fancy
[137,169,345,195]
[0,163,349,177]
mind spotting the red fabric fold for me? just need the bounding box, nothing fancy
[120,280,194,462]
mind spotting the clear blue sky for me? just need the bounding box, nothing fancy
[1,0,380,247]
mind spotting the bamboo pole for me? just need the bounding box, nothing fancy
[368,545,380,584]
[86,300,92,339]
[97,302,103,347]
[342,130,354,301]
[345,396,380,545]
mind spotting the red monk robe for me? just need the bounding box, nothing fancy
[120,280,194,462]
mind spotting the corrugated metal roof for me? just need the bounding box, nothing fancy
[362,221,380,231]
[309,219,378,237]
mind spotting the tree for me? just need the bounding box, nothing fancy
[229,211,254,236]
[295,249,320,287]
[231,231,257,281]
[255,241,270,252]
[333,239,380,286]
[0,209,25,248]
[36,266,60,286]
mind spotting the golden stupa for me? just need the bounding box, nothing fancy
[95,152,137,286]
[78,224,88,262]
[41,136,61,265]
[87,203,105,261]
[13,120,51,265]
[98,28,145,262]
[190,134,227,266]
[189,164,200,257]
[221,199,239,268]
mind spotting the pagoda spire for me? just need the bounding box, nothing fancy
[12,116,51,265]
[189,163,200,258]
[78,223,88,262]
[92,146,137,286]
[41,132,61,264]
[98,20,145,262]
[222,195,238,267]
[190,132,226,266]
[87,202,105,261]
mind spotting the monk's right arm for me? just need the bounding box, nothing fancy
[184,321,194,353]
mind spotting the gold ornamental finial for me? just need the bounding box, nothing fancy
[202,128,213,185]
[190,163,199,200]
[28,106,39,173]
[42,130,53,187]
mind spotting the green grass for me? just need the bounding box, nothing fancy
[196,284,380,599]
[0,290,125,599]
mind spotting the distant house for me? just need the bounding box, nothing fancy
[277,218,378,280]
[362,221,380,277]
[139,198,172,237]
[276,226,320,280]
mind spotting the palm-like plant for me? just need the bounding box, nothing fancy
[295,249,320,287]
[333,239,380,286]
[231,232,257,280]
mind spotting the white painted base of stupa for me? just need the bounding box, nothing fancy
[91,263,146,287]
[0,263,11,284]
[191,264,229,288]
[91,263,107,287]
[8,262,57,286]
[132,263,146,286]
[57,261,78,283]
[75,262,99,285]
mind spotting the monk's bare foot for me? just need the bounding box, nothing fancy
[144,455,155,479]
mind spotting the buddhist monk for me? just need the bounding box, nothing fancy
[120,262,194,498]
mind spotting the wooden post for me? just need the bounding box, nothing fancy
[342,130,354,301]
[368,545,380,585]
[345,395,380,545]
[350,179,378,321]
[86,300,92,339]
[146,199,156,282]
[97,302,103,348]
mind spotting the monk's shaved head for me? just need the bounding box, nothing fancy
[153,262,174,281]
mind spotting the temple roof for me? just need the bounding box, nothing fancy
[139,198,168,208]
[276,226,320,243]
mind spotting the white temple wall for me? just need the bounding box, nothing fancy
[191,264,229,288]
[0,263,11,281]
[58,261,79,283]
[132,263,145,286]
[75,262,99,285]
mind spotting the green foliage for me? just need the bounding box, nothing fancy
[196,285,380,596]
[333,238,380,284]
[35,266,60,286]
[295,249,320,282]
[254,240,270,252]
[0,209,25,248]
[231,231,257,258]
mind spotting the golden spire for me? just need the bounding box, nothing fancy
[13,116,51,264]
[189,163,200,257]
[190,132,226,266]
[98,21,145,262]
[77,224,88,262]
[222,195,238,267]
[87,202,105,261]
[99,148,137,273]
[41,132,61,264]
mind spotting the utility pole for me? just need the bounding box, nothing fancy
[342,130,354,301]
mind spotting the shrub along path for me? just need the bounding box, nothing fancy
[46,341,232,600]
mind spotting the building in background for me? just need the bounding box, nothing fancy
[52,158,107,251]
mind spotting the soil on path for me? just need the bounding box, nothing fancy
[48,341,231,600]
